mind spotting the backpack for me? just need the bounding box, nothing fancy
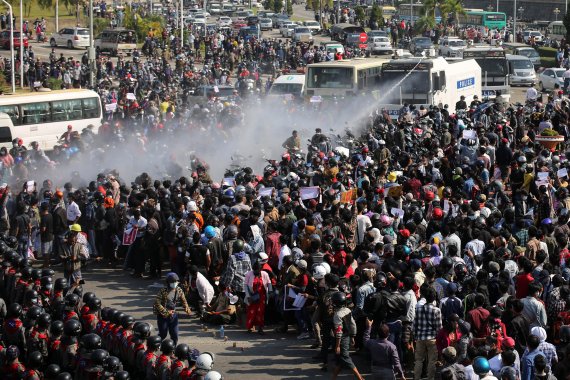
[321,290,336,321]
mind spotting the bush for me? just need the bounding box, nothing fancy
[46,77,63,90]
[93,18,109,37]
[540,57,557,68]
[537,46,557,58]
[124,9,164,41]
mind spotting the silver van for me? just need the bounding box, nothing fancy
[506,54,536,86]
[503,43,541,68]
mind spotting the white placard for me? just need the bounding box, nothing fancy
[105,103,117,112]
[462,129,477,139]
[26,181,34,193]
[537,172,549,180]
[300,186,320,200]
[222,177,235,187]
[535,180,549,188]
[33,81,41,88]
[391,207,404,218]
[310,95,322,103]
[126,93,136,100]
[258,187,274,198]
[558,168,568,178]
[213,85,219,93]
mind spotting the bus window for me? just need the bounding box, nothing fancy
[0,105,20,126]
[0,127,12,143]
[22,103,50,124]
[82,98,100,118]
[307,67,353,89]
[54,99,83,121]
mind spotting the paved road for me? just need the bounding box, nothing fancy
[79,263,373,379]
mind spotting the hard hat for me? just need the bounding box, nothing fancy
[69,224,81,232]
[312,265,326,280]
[196,352,215,370]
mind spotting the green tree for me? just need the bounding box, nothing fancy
[564,9,570,41]
[37,0,54,11]
[440,0,465,26]
[416,14,437,32]
[273,0,283,13]
[354,6,365,26]
[264,0,274,11]
[286,0,293,15]
[370,4,383,28]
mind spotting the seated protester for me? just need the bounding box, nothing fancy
[201,286,237,325]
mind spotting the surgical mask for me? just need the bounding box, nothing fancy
[45,284,52,290]
[169,282,179,289]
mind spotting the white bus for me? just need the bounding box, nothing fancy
[0,89,102,149]
[380,57,481,116]
[462,46,509,101]
[268,74,305,98]
[548,21,566,41]
[304,57,390,99]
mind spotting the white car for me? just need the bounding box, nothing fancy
[194,14,207,22]
[303,20,321,34]
[50,27,90,49]
[292,27,313,42]
[523,30,543,44]
[366,36,392,55]
[217,16,232,26]
[280,22,296,37]
[538,68,565,91]
[438,37,466,57]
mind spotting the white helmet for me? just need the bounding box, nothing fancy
[205,371,223,380]
[196,352,215,371]
[321,262,331,274]
[312,265,326,280]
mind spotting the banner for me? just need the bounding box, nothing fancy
[300,186,320,200]
[340,189,354,204]
[258,187,274,198]
[122,227,138,246]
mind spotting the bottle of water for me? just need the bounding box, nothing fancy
[219,325,225,338]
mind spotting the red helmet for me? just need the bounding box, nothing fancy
[362,147,369,154]
[17,138,23,146]
[282,153,290,162]
[432,207,443,220]
[67,125,73,130]
[424,191,435,201]
[318,152,325,159]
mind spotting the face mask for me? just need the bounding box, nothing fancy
[45,284,52,290]
[169,282,179,289]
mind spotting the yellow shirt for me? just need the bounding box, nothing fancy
[160,101,169,114]
[523,173,534,192]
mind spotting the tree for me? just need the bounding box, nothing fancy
[264,0,274,11]
[37,0,54,10]
[370,4,383,29]
[564,8,570,41]
[273,0,283,13]
[440,0,465,26]
[354,6,365,26]
[286,0,293,15]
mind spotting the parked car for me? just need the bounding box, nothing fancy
[292,27,313,42]
[538,67,565,91]
[272,14,289,28]
[409,36,434,55]
[280,22,297,37]
[523,30,543,44]
[259,18,273,31]
[50,27,90,49]
[232,20,248,30]
[0,30,28,49]
[438,37,466,57]
[303,20,321,34]
[366,36,392,55]
[367,30,387,38]
[217,16,232,27]
[246,16,259,26]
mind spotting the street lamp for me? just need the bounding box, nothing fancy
[555,8,561,21]
[88,0,95,87]
[0,0,14,93]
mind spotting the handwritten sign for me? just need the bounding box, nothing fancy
[340,189,354,204]
[558,168,568,178]
[105,103,117,112]
[391,208,404,218]
[126,93,136,100]
[537,172,549,180]
[462,129,477,139]
[300,186,320,200]
[258,187,274,198]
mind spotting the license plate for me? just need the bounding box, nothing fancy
[482,90,496,96]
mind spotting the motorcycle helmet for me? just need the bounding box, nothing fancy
[175,343,190,360]
[205,371,223,380]
[147,336,162,350]
[332,238,345,251]
[45,364,61,379]
[64,293,80,308]
[160,339,176,355]
[331,291,346,307]
[472,356,491,375]
[63,319,82,336]
[87,297,102,311]
[50,320,64,336]
[82,292,97,305]
[120,314,135,329]
[56,373,72,380]
[105,356,122,372]
[321,262,331,274]
[81,333,102,350]
[37,313,52,329]
[312,265,326,280]
[90,349,109,366]
[7,303,22,318]
[232,239,245,253]
[54,278,68,291]
[134,322,152,339]
[27,351,43,369]
[196,352,215,371]
[204,226,216,239]
[114,371,130,380]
